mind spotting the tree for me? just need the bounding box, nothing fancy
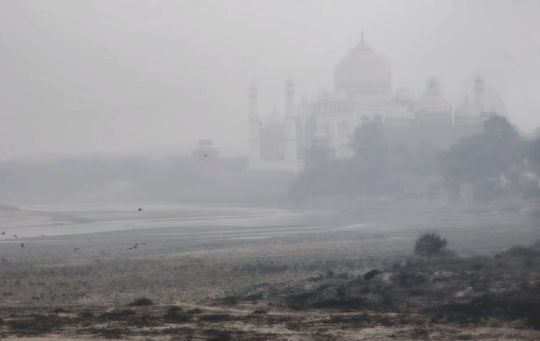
[439,116,526,200]
[351,121,388,169]
[528,136,540,174]
[414,232,448,258]
[304,140,334,170]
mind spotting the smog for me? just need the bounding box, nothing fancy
[1,1,540,339]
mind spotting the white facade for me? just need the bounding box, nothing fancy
[248,36,507,173]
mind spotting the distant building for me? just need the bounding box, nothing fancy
[192,139,219,160]
[248,34,507,172]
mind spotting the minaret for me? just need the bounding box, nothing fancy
[474,76,485,117]
[284,79,297,161]
[285,78,295,117]
[248,83,261,162]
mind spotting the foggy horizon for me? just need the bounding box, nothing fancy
[2,0,540,161]
[2,2,540,339]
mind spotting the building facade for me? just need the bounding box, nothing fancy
[248,35,507,172]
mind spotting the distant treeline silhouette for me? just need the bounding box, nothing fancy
[290,116,540,202]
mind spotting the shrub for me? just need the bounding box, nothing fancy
[163,306,190,323]
[127,297,153,306]
[414,232,448,258]
[504,246,539,258]
[78,311,94,319]
[251,308,268,315]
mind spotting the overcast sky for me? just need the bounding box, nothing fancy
[1,0,539,160]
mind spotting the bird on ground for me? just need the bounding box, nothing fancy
[73,248,79,252]
[20,243,24,248]
[137,208,143,212]
[1,231,5,236]
[127,243,138,250]
[13,234,18,239]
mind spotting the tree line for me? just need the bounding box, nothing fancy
[290,116,540,202]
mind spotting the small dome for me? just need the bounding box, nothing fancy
[473,77,507,117]
[316,89,332,102]
[395,87,415,103]
[454,96,477,117]
[416,78,451,115]
[334,36,391,91]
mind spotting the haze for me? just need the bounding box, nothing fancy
[2,1,540,339]
[1,0,539,160]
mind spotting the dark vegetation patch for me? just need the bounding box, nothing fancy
[311,297,367,310]
[363,269,381,280]
[7,314,67,336]
[431,290,540,329]
[504,246,540,258]
[163,306,191,323]
[204,328,232,341]
[414,232,448,258]
[327,312,403,327]
[244,291,265,301]
[395,270,429,287]
[2,238,540,339]
[219,296,239,305]
[127,314,161,328]
[277,243,540,329]
[78,310,94,319]
[127,297,153,306]
[198,313,237,323]
[82,327,130,339]
[251,308,268,314]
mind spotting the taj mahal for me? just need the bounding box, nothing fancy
[247,34,507,172]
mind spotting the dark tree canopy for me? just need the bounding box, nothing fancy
[304,140,334,170]
[351,121,388,169]
[529,137,540,173]
[439,116,526,199]
[289,121,392,199]
[290,115,538,201]
[414,232,448,258]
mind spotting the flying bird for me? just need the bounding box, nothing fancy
[13,234,18,239]
[137,208,143,212]
[127,243,138,250]
[1,231,5,235]
[73,248,79,252]
[1,258,7,263]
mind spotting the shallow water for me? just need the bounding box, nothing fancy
[0,204,333,240]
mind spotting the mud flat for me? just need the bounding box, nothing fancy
[0,203,539,339]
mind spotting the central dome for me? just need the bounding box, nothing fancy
[334,37,391,93]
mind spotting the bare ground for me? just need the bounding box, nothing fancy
[0,202,539,339]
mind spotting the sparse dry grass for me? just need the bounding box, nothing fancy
[0,203,539,339]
